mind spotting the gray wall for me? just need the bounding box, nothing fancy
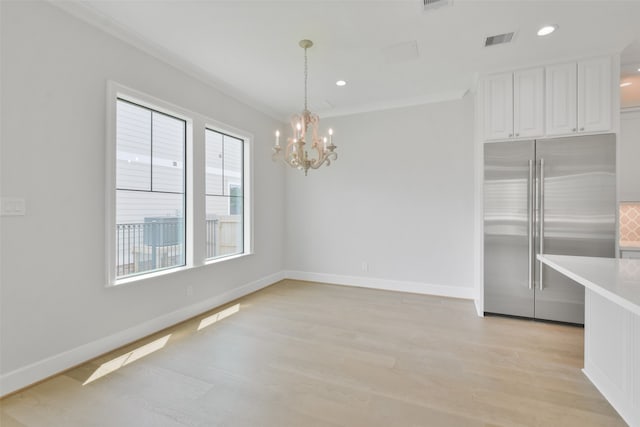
[0,1,285,377]
[285,96,476,291]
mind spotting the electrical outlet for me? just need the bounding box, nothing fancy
[362,261,369,272]
[1,197,26,216]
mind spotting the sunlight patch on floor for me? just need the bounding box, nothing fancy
[197,304,240,331]
[83,334,171,385]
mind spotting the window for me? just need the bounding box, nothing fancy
[205,129,244,260]
[115,99,186,278]
[107,82,252,286]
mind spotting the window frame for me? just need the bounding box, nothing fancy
[106,81,253,287]
[203,126,251,265]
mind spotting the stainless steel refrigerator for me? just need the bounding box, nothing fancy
[483,134,616,324]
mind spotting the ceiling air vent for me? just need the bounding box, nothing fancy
[484,32,515,47]
[423,0,453,11]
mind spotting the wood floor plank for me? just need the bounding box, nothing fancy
[0,280,627,426]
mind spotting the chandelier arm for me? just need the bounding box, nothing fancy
[322,152,338,168]
[285,143,301,168]
[312,143,323,164]
[309,151,337,170]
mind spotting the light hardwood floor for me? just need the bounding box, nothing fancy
[0,280,627,427]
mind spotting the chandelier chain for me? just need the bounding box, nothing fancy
[304,46,308,111]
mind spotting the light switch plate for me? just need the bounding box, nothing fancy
[1,197,26,216]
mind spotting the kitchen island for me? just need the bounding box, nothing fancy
[538,254,640,427]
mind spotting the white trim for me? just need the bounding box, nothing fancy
[105,82,117,286]
[0,270,479,397]
[583,364,639,427]
[473,79,485,317]
[317,90,467,119]
[0,271,286,398]
[106,81,255,286]
[474,299,484,317]
[285,271,475,300]
[107,83,193,286]
[621,107,640,117]
[49,1,282,122]
[48,1,467,121]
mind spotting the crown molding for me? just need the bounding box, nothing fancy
[47,1,470,123]
[47,0,284,122]
[316,89,468,119]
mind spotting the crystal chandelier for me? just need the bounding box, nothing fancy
[273,39,337,176]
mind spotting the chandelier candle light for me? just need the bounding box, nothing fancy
[273,39,337,176]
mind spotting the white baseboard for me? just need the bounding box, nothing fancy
[1,270,474,397]
[474,299,484,317]
[583,364,639,427]
[285,270,475,300]
[0,271,286,398]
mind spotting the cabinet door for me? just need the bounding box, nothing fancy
[514,68,544,138]
[545,63,577,136]
[578,57,612,133]
[484,73,513,141]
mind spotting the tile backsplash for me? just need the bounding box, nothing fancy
[620,202,640,245]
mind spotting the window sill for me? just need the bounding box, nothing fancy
[107,252,253,288]
[109,265,191,288]
[204,252,253,266]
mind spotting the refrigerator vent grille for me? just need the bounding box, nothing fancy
[423,0,453,11]
[484,32,515,47]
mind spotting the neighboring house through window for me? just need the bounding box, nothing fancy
[115,99,186,279]
[205,129,244,260]
[107,82,252,286]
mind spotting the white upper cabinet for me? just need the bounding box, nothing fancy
[484,68,544,141]
[514,68,545,138]
[546,57,611,136]
[545,63,577,136]
[482,56,613,142]
[578,57,612,133]
[484,73,513,141]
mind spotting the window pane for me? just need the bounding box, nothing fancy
[229,188,242,216]
[205,129,223,195]
[116,190,185,278]
[223,135,243,196]
[152,112,185,193]
[115,99,186,280]
[116,100,151,190]
[205,195,243,259]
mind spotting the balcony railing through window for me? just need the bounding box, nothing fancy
[116,216,242,278]
[116,219,184,278]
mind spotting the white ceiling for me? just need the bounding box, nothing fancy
[55,0,640,119]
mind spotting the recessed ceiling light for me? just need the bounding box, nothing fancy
[336,80,347,87]
[537,25,557,36]
[620,82,633,87]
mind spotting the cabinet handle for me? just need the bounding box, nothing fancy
[580,127,585,131]
[572,128,577,132]
[515,133,520,137]
[509,133,513,137]
[539,158,545,291]
[528,160,534,290]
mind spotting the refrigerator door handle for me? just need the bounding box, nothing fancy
[538,158,545,291]
[528,160,534,290]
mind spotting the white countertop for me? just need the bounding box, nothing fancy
[537,254,640,316]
